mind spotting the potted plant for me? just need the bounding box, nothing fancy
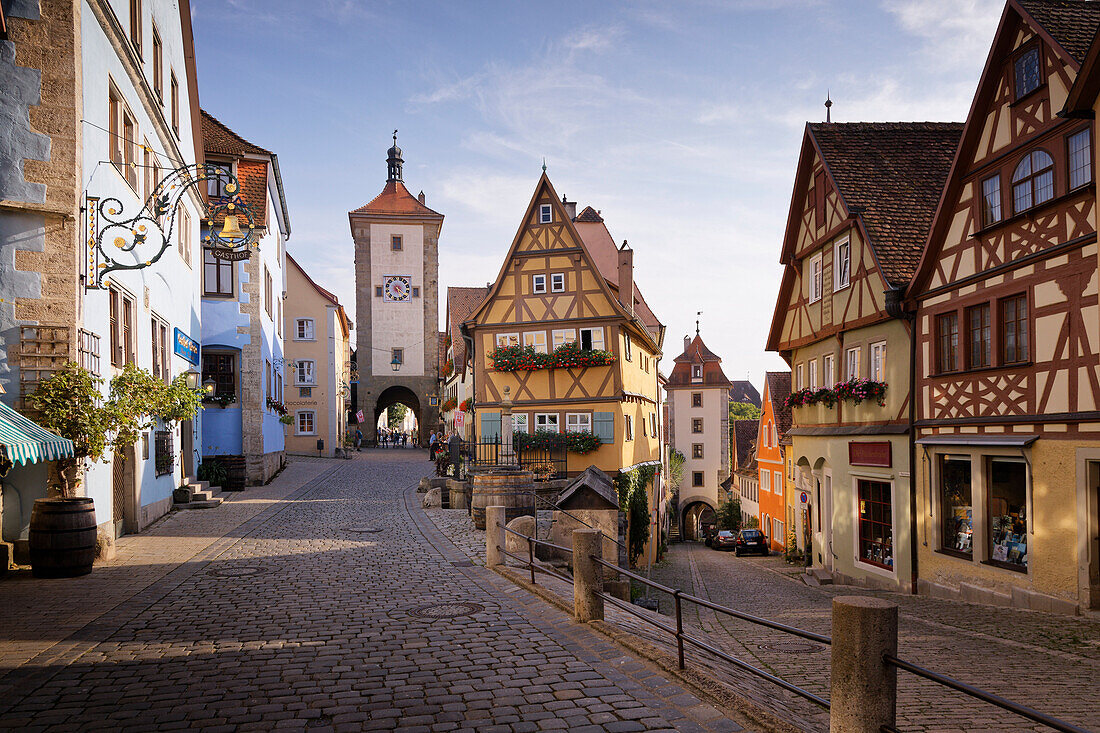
[27,363,201,577]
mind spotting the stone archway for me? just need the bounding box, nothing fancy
[374,385,422,446]
[680,500,717,542]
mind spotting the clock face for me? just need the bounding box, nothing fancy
[384,275,411,302]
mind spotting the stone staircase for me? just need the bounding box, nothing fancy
[801,567,834,587]
[173,479,224,510]
[669,522,681,543]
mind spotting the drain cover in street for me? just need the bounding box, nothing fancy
[409,602,485,618]
[208,565,268,578]
[343,527,384,534]
[758,640,825,653]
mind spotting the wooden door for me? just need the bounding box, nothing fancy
[180,420,194,478]
[111,447,136,537]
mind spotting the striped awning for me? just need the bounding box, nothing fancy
[0,401,75,466]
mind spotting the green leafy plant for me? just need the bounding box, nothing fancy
[279,414,294,425]
[196,460,227,487]
[159,375,204,424]
[108,364,167,449]
[564,430,601,454]
[614,464,657,567]
[667,447,684,493]
[716,498,742,532]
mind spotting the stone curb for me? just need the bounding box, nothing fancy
[493,565,803,733]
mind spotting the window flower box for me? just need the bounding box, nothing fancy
[784,380,887,409]
[490,342,616,372]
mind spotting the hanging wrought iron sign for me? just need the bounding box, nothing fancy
[87,162,257,289]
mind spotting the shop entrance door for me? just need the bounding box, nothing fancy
[111,446,136,537]
[1089,462,1100,609]
[180,420,194,478]
[823,470,834,572]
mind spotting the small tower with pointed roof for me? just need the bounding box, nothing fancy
[349,134,444,443]
[666,330,732,541]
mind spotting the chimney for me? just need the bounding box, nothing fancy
[617,240,634,317]
[684,335,691,352]
[561,194,577,221]
[418,191,426,205]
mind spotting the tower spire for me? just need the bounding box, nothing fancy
[386,129,404,182]
[825,91,833,123]
[696,311,701,337]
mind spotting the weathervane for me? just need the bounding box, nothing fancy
[86,161,258,289]
[696,311,702,336]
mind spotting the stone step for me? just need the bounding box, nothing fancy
[190,490,213,502]
[175,497,223,510]
[191,480,210,492]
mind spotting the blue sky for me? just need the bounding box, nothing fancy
[191,0,1004,388]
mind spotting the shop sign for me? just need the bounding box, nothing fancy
[211,247,252,261]
[173,328,200,365]
[849,441,891,468]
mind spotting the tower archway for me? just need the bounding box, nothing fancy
[374,385,422,446]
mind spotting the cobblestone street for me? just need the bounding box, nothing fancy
[646,542,1100,732]
[0,452,752,732]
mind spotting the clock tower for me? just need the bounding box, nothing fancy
[350,134,444,444]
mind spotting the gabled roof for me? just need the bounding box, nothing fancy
[446,286,489,373]
[807,122,963,288]
[733,419,759,471]
[286,254,352,337]
[467,173,663,353]
[1018,0,1100,63]
[438,332,449,375]
[572,217,662,335]
[908,0,1100,296]
[729,381,761,408]
[765,371,792,436]
[557,466,618,510]
[667,333,731,388]
[201,110,271,157]
[1063,23,1100,111]
[350,180,443,219]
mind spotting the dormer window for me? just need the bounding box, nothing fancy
[539,204,552,224]
[1011,149,1054,214]
[1014,46,1041,99]
[692,364,702,381]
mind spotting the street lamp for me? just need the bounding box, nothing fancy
[202,377,216,397]
[391,353,401,372]
[184,369,201,390]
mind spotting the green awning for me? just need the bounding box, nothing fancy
[0,401,75,466]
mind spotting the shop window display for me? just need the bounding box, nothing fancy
[940,456,972,556]
[988,459,1027,570]
[858,479,893,569]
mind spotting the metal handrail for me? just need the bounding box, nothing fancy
[883,654,1091,733]
[529,491,629,551]
[501,524,572,554]
[598,590,830,709]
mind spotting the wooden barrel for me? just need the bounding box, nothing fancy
[29,497,98,578]
[219,455,247,491]
[471,469,536,530]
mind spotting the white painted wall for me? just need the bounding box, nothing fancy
[80,0,204,527]
[369,222,425,376]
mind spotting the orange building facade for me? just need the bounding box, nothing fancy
[757,372,791,551]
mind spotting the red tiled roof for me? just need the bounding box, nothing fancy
[351,180,443,219]
[286,254,352,336]
[446,286,489,373]
[201,109,271,157]
[667,333,731,387]
[729,381,761,408]
[809,122,963,287]
[733,419,759,471]
[575,206,604,222]
[438,332,449,375]
[1018,0,1100,63]
[572,218,661,333]
[765,371,792,436]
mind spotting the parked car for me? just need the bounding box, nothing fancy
[733,529,769,556]
[712,530,738,551]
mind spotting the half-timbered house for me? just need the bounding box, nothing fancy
[768,122,962,591]
[907,0,1100,615]
[464,174,666,560]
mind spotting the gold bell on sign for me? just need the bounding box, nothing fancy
[218,214,243,239]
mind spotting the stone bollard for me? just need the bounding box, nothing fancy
[572,529,604,622]
[830,595,898,733]
[486,506,506,569]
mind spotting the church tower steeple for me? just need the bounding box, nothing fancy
[386,130,403,182]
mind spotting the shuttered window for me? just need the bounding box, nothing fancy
[593,412,614,444]
[480,412,502,440]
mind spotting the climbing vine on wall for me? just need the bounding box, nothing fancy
[614,464,656,566]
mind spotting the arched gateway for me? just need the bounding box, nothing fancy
[350,134,444,445]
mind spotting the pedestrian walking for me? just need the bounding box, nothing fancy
[355,428,362,451]
[428,431,437,460]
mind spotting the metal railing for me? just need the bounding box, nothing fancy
[490,521,1093,733]
[461,438,568,480]
[881,655,1091,733]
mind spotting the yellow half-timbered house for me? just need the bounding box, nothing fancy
[465,174,666,560]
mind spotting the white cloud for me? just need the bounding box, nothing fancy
[881,0,1002,70]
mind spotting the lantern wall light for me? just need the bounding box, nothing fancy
[85,162,258,289]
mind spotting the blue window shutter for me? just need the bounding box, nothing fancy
[593,412,614,444]
[480,412,501,440]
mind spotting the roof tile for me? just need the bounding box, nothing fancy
[809,122,963,287]
[1018,0,1100,63]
